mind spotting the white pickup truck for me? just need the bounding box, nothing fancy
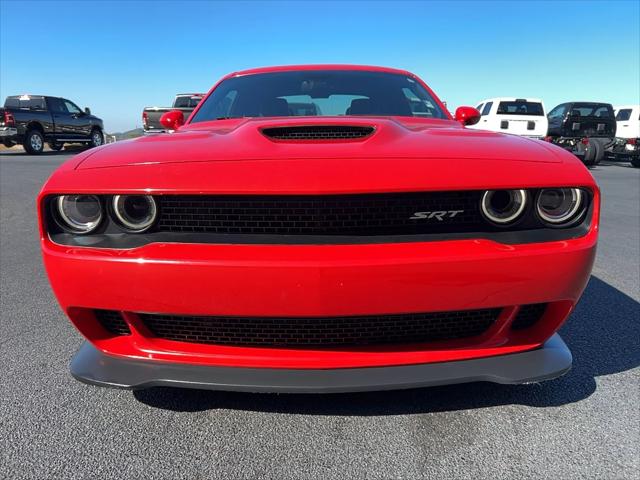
[611,105,639,167]
[469,97,548,139]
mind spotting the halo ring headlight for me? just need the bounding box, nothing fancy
[55,195,103,234]
[536,188,584,225]
[112,195,157,232]
[481,189,527,225]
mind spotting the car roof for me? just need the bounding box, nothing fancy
[476,97,543,103]
[7,95,72,101]
[228,64,414,78]
[567,101,612,107]
[176,93,205,96]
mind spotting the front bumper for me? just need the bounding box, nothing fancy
[43,231,597,370]
[71,334,572,393]
[143,128,167,135]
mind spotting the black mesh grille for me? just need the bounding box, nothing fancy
[156,191,483,235]
[262,125,374,140]
[95,310,130,335]
[511,303,547,330]
[139,308,501,347]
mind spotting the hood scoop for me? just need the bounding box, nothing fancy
[261,125,375,141]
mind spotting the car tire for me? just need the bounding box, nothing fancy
[2,140,15,148]
[592,138,605,165]
[89,129,104,148]
[583,141,597,166]
[24,130,45,155]
[631,157,640,168]
[49,142,64,151]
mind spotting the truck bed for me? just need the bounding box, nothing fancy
[142,107,189,133]
[143,94,204,133]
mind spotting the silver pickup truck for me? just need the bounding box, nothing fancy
[142,93,204,134]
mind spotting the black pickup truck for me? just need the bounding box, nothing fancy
[142,93,204,134]
[0,95,104,154]
[544,102,616,166]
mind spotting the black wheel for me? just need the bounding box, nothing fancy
[582,141,597,166]
[89,129,104,148]
[2,140,15,148]
[49,142,64,151]
[591,138,605,165]
[631,157,640,168]
[23,130,44,155]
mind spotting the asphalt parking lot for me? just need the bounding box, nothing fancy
[1,150,638,479]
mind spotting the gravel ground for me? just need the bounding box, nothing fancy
[1,151,638,479]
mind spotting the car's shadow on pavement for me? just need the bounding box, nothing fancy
[597,160,638,169]
[0,150,74,156]
[0,144,92,156]
[133,276,639,414]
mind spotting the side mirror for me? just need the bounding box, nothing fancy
[160,110,185,131]
[84,107,91,115]
[455,106,481,126]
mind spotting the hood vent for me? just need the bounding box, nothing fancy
[261,125,375,141]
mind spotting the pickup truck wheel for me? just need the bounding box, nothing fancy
[49,142,64,151]
[631,157,640,168]
[2,140,15,148]
[592,138,605,165]
[89,129,104,148]
[24,130,44,155]
[582,141,597,166]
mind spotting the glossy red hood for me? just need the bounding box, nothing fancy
[77,117,563,170]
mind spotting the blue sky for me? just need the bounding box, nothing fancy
[1,0,638,132]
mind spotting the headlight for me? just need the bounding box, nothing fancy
[481,189,527,225]
[112,195,157,232]
[536,188,584,225]
[55,195,103,233]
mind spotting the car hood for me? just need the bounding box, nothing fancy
[77,117,562,170]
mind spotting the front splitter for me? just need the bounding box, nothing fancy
[70,334,572,393]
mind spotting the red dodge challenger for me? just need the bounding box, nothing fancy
[38,65,598,392]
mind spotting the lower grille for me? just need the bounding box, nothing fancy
[511,303,547,330]
[95,310,130,335]
[139,308,501,347]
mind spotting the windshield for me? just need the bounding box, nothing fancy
[190,70,447,123]
[496,100,544,116]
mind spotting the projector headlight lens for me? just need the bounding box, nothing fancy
[55,195,103,233]
[481,189,527,225]
[112,195,157,232]
[536,188,584,225]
